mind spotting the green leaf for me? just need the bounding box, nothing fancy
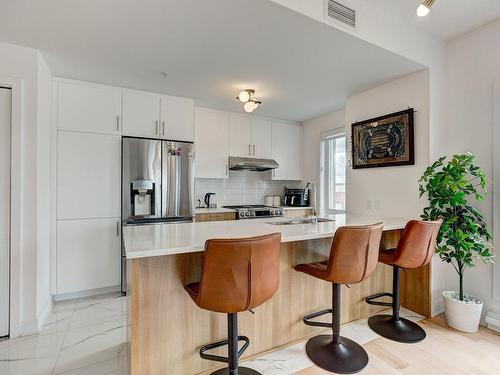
[419,153,492,291]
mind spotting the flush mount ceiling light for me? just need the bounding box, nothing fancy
[236,89,261,113]
[417,0,436,17]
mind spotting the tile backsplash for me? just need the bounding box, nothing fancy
[195,170,303,207]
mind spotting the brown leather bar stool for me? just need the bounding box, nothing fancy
[185,233,281,375]
[365,219,442,343]
[294,223,384,374]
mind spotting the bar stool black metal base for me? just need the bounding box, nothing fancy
[305,334,369,374]
[368,315,426,343]
[210,366,261,375]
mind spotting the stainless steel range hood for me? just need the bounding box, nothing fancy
[228,156,279,172]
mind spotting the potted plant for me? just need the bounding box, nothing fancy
[418,153,494,333]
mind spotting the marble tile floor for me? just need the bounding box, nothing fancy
[0,293,422,375]
[0,293,128,375]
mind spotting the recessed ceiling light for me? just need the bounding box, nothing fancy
[417,0,436,17]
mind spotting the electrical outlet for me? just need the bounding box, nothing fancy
[374,200,381,210]
[367,200,372,210]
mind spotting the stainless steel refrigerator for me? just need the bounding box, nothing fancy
[121,136,194,292]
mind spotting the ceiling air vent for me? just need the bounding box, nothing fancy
[326,0,356,29]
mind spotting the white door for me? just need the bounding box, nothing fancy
[229,114,252,157]
[272,122,302,180]
[0,88,11,337]
[194,108,229,179]
[57,82,122,135]
[57,218,121,294]
[57,131,121,220]
[122,91,161,138]
[160,95,194,142]
[251,119,272,159]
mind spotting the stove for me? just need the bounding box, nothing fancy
[223,205,284,219]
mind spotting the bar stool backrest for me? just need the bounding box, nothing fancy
[393,219,443,269]
[325,223,384,284]
[196,233,281,313]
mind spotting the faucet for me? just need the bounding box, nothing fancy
[305,182,318,223]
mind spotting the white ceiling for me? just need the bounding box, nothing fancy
[0,0,424,122]
[371,0,500,40]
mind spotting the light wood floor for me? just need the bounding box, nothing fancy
[295,315,500,375]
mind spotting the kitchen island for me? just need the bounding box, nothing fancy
[123,214,431,375]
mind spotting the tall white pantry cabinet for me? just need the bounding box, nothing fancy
[54,79,194,297]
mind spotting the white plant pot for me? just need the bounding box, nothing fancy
[442,291,483,333]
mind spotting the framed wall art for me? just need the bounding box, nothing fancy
[351,108,414,169]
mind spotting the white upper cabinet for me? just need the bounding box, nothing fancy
[57,82,122,135]
[58,131,121,219]
[160,95,194,142]
[251,119,272,159]
[195,108,229,179]
[229,114,252,157]
[228,115,272,159]
[122,91,161,138]
[271,122,302,181]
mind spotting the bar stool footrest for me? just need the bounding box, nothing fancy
[199,335,250,364]
[303,309,333,328]
[365,292,393,307]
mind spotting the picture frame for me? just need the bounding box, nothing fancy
[351,108,414,169]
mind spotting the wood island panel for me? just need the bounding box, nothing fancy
[129,229,431,375]
[195,212,237,222]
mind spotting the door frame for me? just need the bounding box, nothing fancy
[0,76,22,338]
[493,79,500,303]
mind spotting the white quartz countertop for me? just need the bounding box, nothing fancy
[123,214,409,259]
[194,206,313,214]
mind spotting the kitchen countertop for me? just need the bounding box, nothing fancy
[194,206,313,214]
[123,214,409,259]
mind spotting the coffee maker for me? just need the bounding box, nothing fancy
[130,179,155,218]
[283,187,309,207]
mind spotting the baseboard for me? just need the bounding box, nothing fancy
[485,311,500,333]
[20,319,39,336]
[431,294,444,317]
[37,296,54,330]
[53,285,121,302]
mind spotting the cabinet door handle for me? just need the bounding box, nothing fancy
[253,145,255,156]
[226,163,228,177]
[248,144,251,156]
[116,221,120,237]
[116,116,120,131]
[155,120,159,135]
[162,121,165,136]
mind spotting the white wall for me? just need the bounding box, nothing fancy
[302,108,345,213]
[343,70,449,314]
[445,19,500,321]
[345,70,430,218]
[0,42,53,335]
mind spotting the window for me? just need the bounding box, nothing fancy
[321,130,346,214]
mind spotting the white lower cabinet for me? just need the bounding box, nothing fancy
[57,218,121,295]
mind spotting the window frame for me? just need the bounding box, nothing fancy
[320,128,346,215]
